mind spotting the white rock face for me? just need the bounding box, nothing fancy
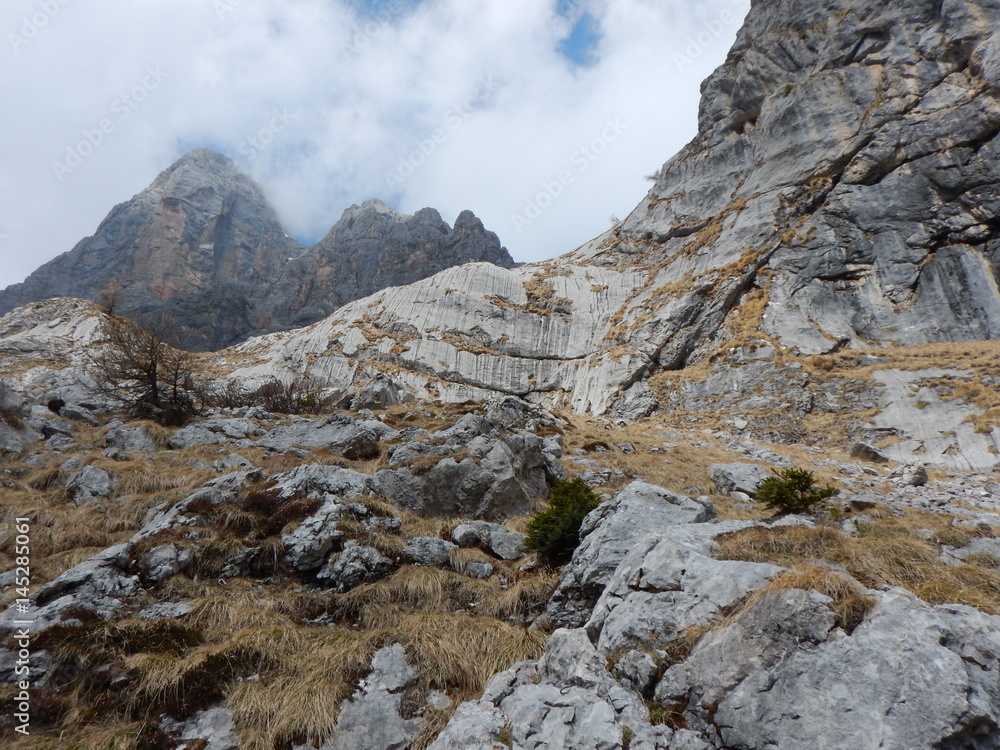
[0,298,105,394]
[219,262,648,414]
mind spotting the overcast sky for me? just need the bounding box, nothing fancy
[0,0,750,290]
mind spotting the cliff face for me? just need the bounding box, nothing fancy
[225,0,1000,394]
[0,151,514,351]
[606,0,1000,359]
[0,150,305,351]
[271,202,513,330]
[212,0,1000,468]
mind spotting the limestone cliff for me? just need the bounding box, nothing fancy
[216,0,1000,465]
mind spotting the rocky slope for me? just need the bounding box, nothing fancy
[2,384,1000,749]
[0,150,513,351]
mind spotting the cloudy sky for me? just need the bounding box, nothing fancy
[0,0,750,290]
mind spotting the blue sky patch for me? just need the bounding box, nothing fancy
[558,12,601,67]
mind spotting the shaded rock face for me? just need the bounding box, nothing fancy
[644,0,1000,357]
[273,202,514,330]
[0,150,304,351]
[223,0,1000,418]
[0,150,513,351]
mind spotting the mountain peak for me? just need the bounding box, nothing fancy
[0,152,515,350]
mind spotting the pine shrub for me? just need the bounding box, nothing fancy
[525,477,601,564]
[756,468,838,514]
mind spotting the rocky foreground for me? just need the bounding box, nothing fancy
[1,380,1000,749]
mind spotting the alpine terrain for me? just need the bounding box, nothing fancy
[1,1,1000,749]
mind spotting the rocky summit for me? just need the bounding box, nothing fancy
[1,0,1000,749]
[0,149,513,351]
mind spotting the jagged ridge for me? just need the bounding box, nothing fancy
[0,149,514,351]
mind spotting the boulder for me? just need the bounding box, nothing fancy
[312,644,423,750]
[586,522,784,654]
[66,465,114,503]
[403,537,458,567]
[450,521,527,561]
[282,497,347,572]
[0,420,40,455]
[161,707,239,750]
[270,464,376,500]
[257,414,384,460]
[850,442,889,463]
[136,543,192,583]
[105,425,159,453]
[214,453,257,472]
[707,463,771,496]
[431,628,703,750]
[0,380,22,413]
[899,465,930,487]
[349,374,407,410]
[464,562,494,580]
[548,481,716,628]
[656,588,1000,750]
[60,403,99,425]
[376,430,560,522]
[317,541,394,592]
[0,544,138,635]
[0,383,41,454]
[169,418,263,449]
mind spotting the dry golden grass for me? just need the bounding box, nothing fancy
[557,414,782,518]
[752,566,876,632]
[717,521,1000,615]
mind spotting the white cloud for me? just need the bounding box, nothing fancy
[0,0,749,289]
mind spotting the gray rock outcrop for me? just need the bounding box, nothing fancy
[374,418,564,521]
[318,541,395,592]
[428,628,710,750]
[257,414,386,460]
[282,496,348,572]
[0,544,138,635]
[311,644,423,750]
[216,0,1000,441]
[161,707,239,750]
[105,424,159,453]
[66,465,114,504]
[451,521,527,561]
[657,588,1000,750]
[0,379,40,453]
[403,537,458,567]
[708,463,771,497]
[168,417,264,449]
[548,481,716,628]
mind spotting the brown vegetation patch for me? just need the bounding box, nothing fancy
[717,522,1000,615]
